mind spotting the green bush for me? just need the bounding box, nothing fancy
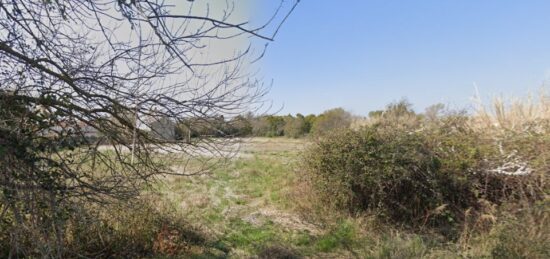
[303,120,546,231]
[305,128,462,228]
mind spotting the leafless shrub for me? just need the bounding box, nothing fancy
[0,0,298,256]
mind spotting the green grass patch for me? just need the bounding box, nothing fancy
[314,220,358,253]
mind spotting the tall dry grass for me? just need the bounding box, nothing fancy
[471,88,550,134]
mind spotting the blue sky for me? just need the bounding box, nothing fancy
[257,1,550,116]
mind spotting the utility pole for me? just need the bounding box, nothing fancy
[131,34,143,165]
[131,101,138,165]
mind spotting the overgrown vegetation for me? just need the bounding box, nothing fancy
[304,116,546,230]
[300,97,549,257]
[1,93,548,257]
[0,195,213,258]
[44,100,544,258]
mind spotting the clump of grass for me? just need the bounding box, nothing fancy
[471,88,550,134]
[221,218,314,258]
[314,220,358,253]
[370,235,429,259]
[224,219,278,251]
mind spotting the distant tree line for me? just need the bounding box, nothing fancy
[16,107,354,147]
[69,101,440,142]
[132,100,447,141]
[163,102,445,140]
[167,108,354,140]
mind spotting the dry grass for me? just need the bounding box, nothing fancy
[471,87,550,134]
[239,137,309,154]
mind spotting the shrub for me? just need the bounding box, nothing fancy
[303,120,546,231]
[305,127,462,228]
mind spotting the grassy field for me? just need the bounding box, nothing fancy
[2,133,546,257]
[147,137,530,258]
[56,99,547,258]
[153,138,319,258]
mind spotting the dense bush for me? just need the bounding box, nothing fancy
[303,120,546,231]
